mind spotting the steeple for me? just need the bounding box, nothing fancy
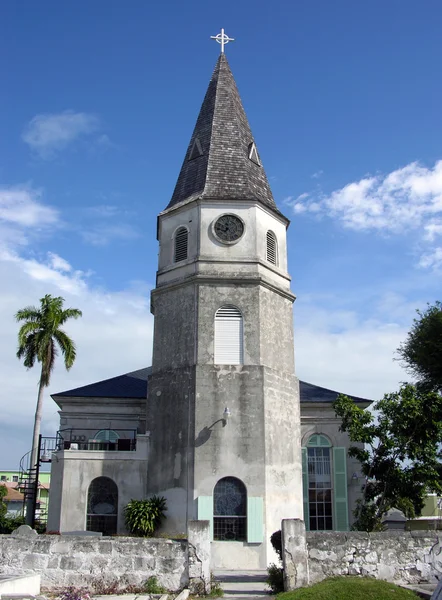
[167,54,277,211]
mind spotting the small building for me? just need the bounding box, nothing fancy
[0,471,50,522]
[408,495,442,531]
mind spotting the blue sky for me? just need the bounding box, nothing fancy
[1,0,441,468]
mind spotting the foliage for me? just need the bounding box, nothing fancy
[142,576,166,594]
[333,384,442,531]
[397,301,442,392]
[276,576,418,599]
[15,294,82,525]
[209,575,224,597]
[266,563,284,594]
[0,485,7,521]
[124,495,167,536]
[271,529,283,562]
[58,587,91,600]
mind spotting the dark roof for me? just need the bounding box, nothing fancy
[166,54,277,212]
[52,368,151,399]
[53,367,371,404]
[299,380,370,404]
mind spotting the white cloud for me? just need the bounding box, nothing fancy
[311,170,324,179]
[22,110,100,158]
[294,298,411,401]
[0,186,58,228]
[288,160,442,269]
[424,219,442,242]
[418,247,442,270]
[47,252,72,273]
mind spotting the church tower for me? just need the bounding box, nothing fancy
[147,38,303,569]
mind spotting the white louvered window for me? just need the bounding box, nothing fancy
[214,305,244,364]
[174,227,188,262]
[266,231,277,266]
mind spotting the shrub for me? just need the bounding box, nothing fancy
[266,563,284,594]
[271,529,283,562]
[124,495,167,537]
[143,576,166,594]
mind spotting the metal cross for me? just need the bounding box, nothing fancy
[210,28,234,54]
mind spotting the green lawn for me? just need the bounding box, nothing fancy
[277,577,419,600]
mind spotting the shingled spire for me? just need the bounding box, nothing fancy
[166,54,277,210]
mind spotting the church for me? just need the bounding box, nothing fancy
[47,34,370,570]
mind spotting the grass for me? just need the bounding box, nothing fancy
[277,577,419,600]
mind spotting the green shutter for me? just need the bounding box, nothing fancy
[333,447,349,531]
[302,448,309,530]
[197,496,213,540]
[247,497,264,543]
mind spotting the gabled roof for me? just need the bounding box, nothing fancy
[166,54,277,212]
[53,367,371,405]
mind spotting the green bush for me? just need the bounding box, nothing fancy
[142,576,166,594]
[124,496,167,537]
[277,576,419,599]
[271,529,283,562]
[266,563,284,594]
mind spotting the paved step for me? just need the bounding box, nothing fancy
[213,570,270,600]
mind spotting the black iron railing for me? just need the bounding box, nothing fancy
[56,428,137,452]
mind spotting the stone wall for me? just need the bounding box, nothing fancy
[307,530,442,585]
[0,522,210,593]
[282,519,442,590]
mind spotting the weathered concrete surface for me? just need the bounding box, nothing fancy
[282,519,308,590]
[0,574,41,596]
[0,534,188,592]
[187,520,210,594]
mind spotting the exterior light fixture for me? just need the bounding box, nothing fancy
[223,407,231,420]
[351,472,359,481]
[40,452,52,463]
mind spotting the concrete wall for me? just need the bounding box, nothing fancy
[0,522,211,593]
[47,435,149,534]
[282,520,442,589]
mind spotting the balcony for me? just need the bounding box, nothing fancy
[56,429,137,452]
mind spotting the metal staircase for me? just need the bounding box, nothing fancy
[17,435,57,527]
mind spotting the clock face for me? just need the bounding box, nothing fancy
[214,214,244,243]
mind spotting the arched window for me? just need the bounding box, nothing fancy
[86,477,118,535]
[213,477,247,541]
[266,231,278,265]
[214,305,244,364]
[306,435,332,531]
[302,435,349,532]
[174,227,188,262]
[95,430,119,443]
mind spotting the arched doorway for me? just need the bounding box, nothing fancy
[86,476,118,535]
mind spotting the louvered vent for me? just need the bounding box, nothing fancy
[214,305,243,364]
[266,231,277,265]
[174,227,188,262]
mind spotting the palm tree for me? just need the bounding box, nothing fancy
[16,294,82,525]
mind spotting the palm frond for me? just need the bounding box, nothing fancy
[53,329,77,369]
[15,307,41,323]
[59,308,82,325]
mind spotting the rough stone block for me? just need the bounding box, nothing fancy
[59,556,83,571]
[282,519,309,591]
